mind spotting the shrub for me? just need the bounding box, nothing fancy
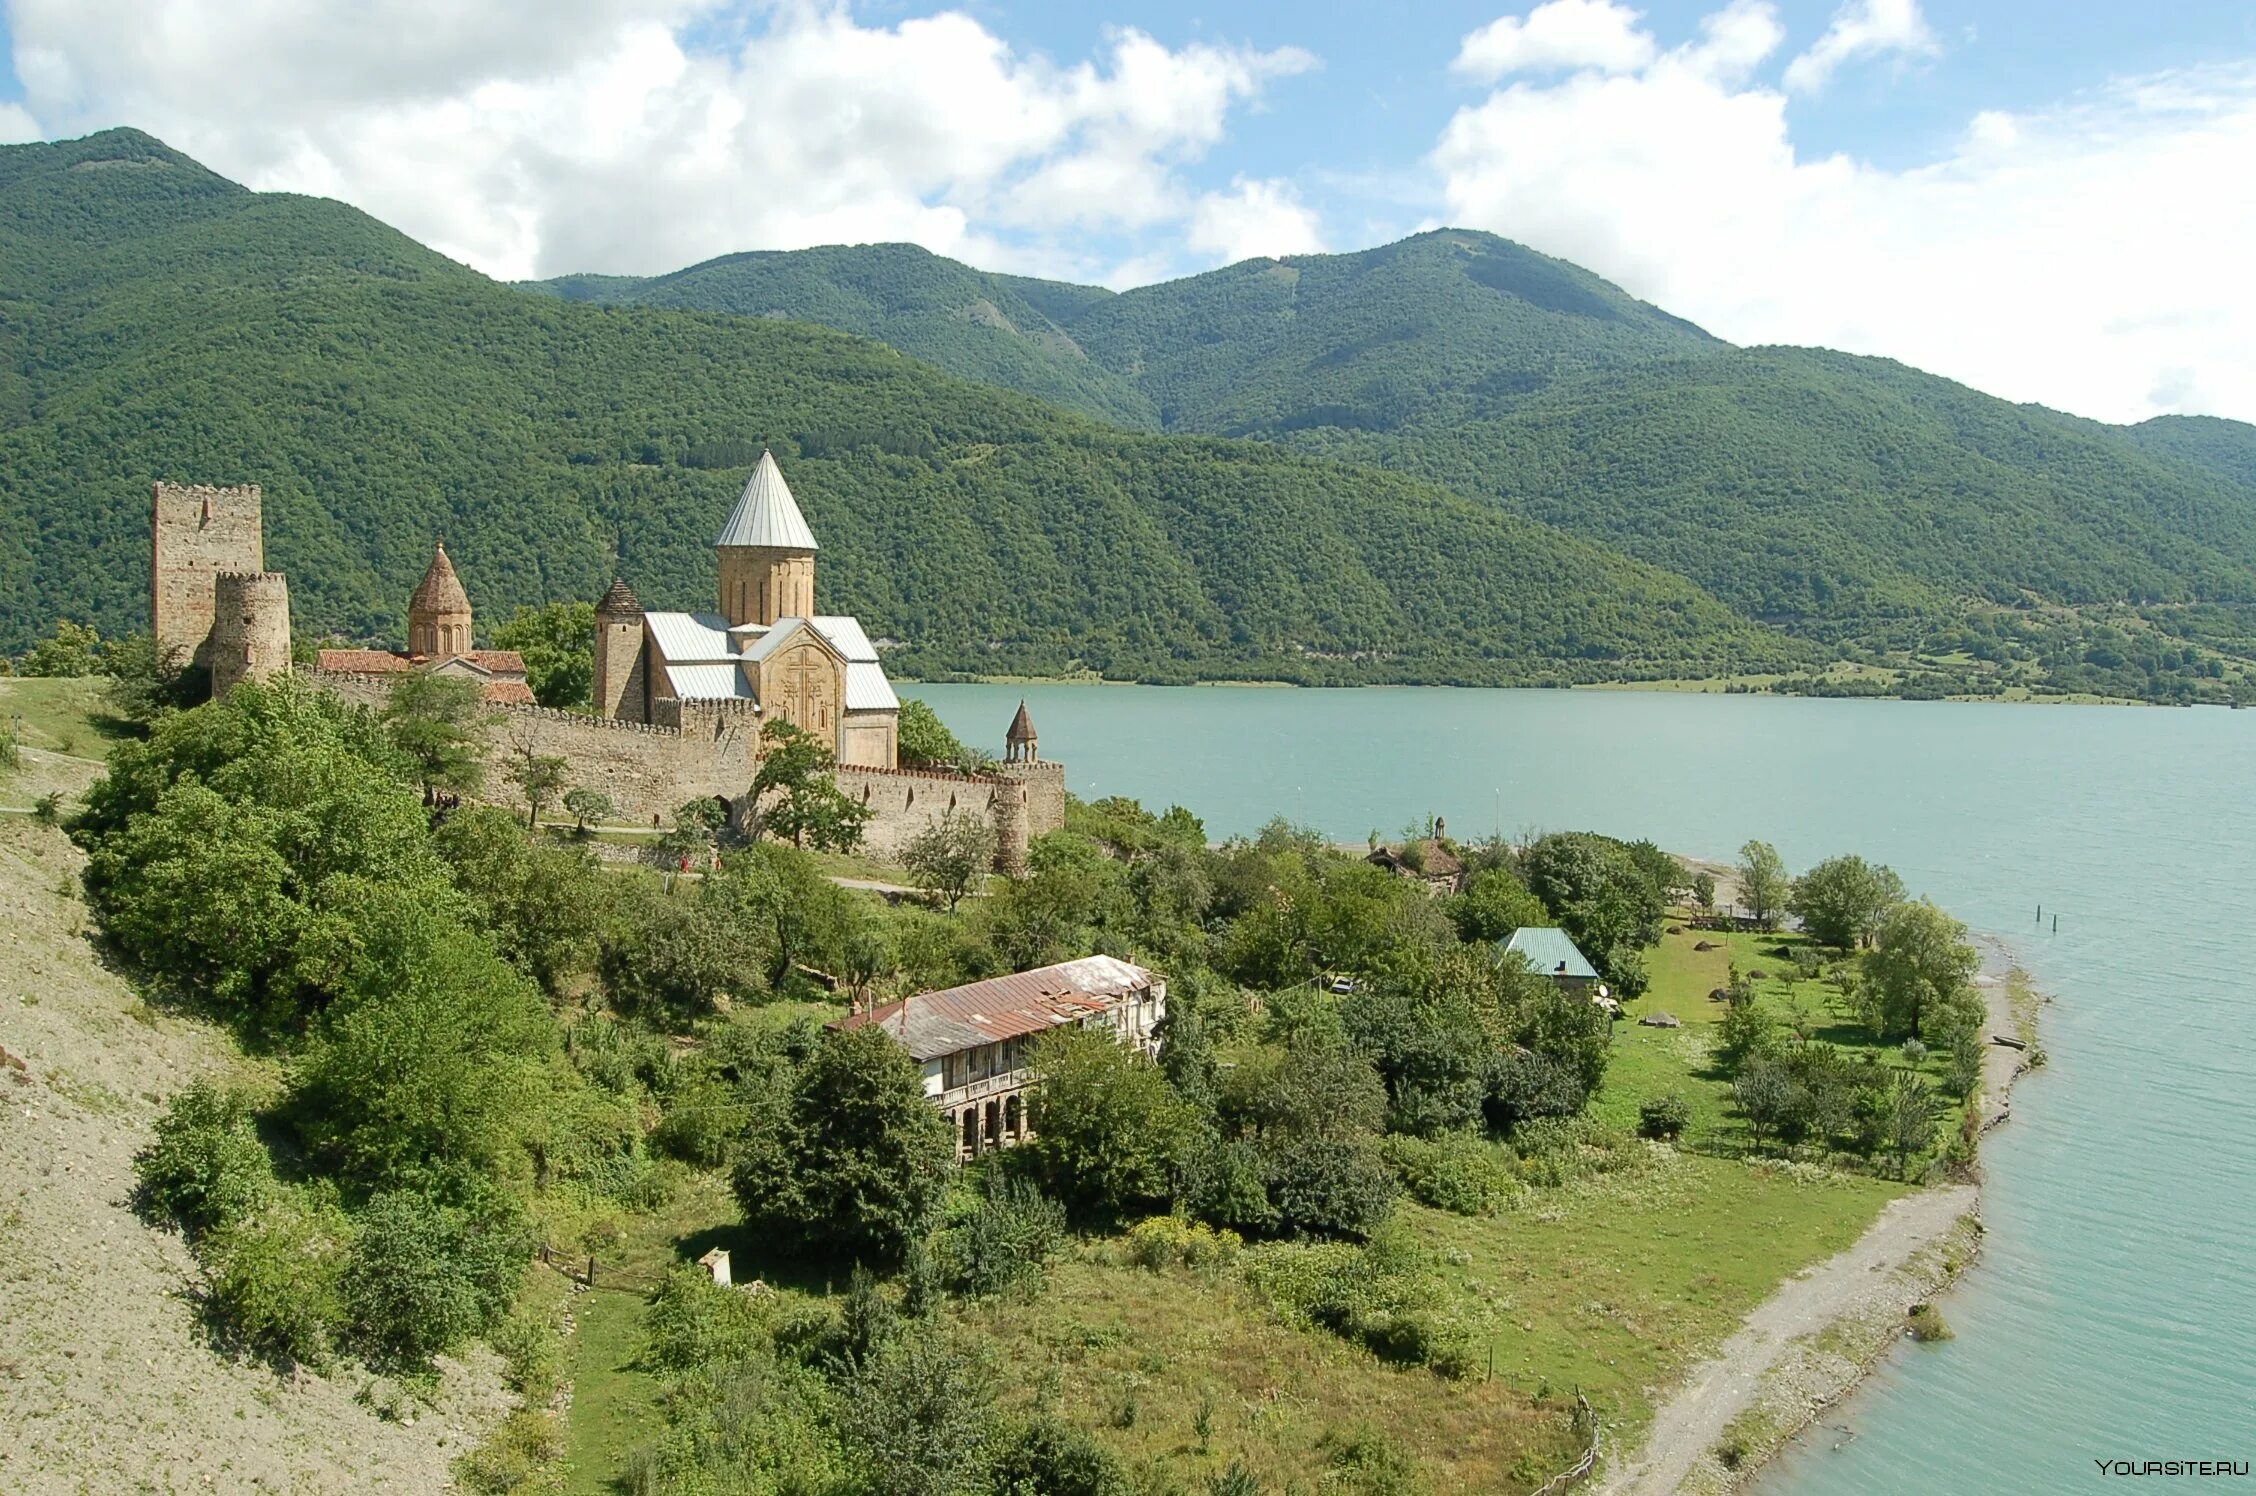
[838,1331,999,1496]
[990,1415,1131,1496]
[1379,1134,1519,1216]
[645,1265,769,1374]
[133,1081,275,1242]
[1262,1135,1398,1239]
[1122,1215,1242,1271]
[344,1187,531,1371]
[1239,1230,1475,1378]
[944,1173,1068,1299]
[455,1408,566,1496]
[204,1190,350,1366]
[1319,1424,1427,1496]
[1908,1303,1954,1342]
[1637,1093,1692,1142]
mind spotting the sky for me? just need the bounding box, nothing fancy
[3,0,2254,426]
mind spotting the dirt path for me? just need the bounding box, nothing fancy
[1594,1184,1978,1496]
[0,819,507,1493]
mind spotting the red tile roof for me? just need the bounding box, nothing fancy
[484,681,537,705]
[315,648,527,678]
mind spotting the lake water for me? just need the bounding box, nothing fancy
[910,684,2256,1494]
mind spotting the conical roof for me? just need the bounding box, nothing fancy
[410,543,471,616]
[716,449,818,551]
[596,577,642,616]
[1007,699,1037,743]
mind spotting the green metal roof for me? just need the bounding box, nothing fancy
[1503,926,1599,981]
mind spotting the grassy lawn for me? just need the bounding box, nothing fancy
[959,1256,1583,1494]
[1413,1154,1902,1438]
[0,676,119,758]
[1587,922,1974,1156]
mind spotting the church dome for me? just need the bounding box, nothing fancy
[410,543,472,617]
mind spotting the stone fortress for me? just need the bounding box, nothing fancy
[148,458,1064,872]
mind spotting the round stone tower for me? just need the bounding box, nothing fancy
[990,781,1030,879]
[594,576,648,722]
[407,542,474,659]
[208,571,291,698]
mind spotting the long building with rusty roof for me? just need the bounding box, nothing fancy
[839,955,1166,1159]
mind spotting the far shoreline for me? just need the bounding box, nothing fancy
[897,674,2179,708]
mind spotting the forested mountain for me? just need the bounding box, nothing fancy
[543,228,2256,701]
[0,129,1793,685]
[527,244,1160,430]
[2128,414,2256,493]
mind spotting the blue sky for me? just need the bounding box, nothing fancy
[4,1,2254,423]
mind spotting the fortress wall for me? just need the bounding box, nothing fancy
[838,765,1032,870]
[308,671,760,825]
[998,760,1067,838]
[208,572,291,697]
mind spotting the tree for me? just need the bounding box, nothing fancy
[1865,898,1983,1041]
[896,696,981,772]
[1790,855,1906,949]
[433,806,607,992]
[562,786,613,833]
[382,671,493,794]
[902,810,996,912]
[16,618,105,676]
[506,745,569,828]
[1023,1026,1202,1224]
[132,1081,275,1242]
[838,1331,999,1496]
[344,1186,530,1371]
[1734,1058,1795,1151]
[732,1025,953,1266]
[1736,841,1790,930]
[748,719,870,850]
[1691,871,1716,910]
[1443,866,1548,944]
[1521,832,1665,991]
[493,601,595,709]
[1885,1072,1940,1175]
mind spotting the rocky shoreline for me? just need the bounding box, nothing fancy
[1595,940,2046,1496]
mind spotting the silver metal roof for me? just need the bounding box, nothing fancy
[715,450,819,551]
[844,661,900,712]
[644,611,734,664]
[664,663,756,700]
[811,614,879,662]
[839,955,1157,1062]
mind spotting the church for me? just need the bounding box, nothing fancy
[592,450,902,769]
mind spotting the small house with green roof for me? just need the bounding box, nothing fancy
[1503,926,1605,1004]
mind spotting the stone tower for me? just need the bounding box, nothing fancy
[407,543,474,658]
[1005,700,1039,762]
[594,577,648,723]
[715,450,818,628]
[208,571,291,698]
[990,781,1031,879]
[151,482,264,671]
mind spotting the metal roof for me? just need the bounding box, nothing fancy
[644,611,734,664]
[844,661,899,712]
[839,955,1157,1062]
[810,615,879,662]
[1503,927,1600,981]
[664,662,756,700]
[716,450,819,551]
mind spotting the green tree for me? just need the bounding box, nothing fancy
[1023,1026,1202,1224]
[1443,865,1548,944]
[1885,1072,1940,1175]
[1521,831,1664,991]
[732,1025,953,1266]
[896,696,979,771]
[561,785,613,833]
[492,601,594,709]
[1734,1057,1795,1151]
[748,719,870,850]
[382,671,493,794]
[1691,870,1717,910]
[839,1332,998,1496]
[17,618,105,676]
[433,806,606,992]
[1736,840,1790,930]
[344,1186,531,1371]
[1790,855,1907,949]
[132,1081,276,1242]
[599,875,772,1017]
[1865,898,1983,1041]
[506,745,569,828]
[902,810,996,912]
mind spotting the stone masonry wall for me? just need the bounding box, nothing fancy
[152,483,263,669]
[838,765,1032,870]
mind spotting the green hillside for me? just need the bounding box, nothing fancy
[2128,414,2256,493]
[545,229,2256,702]
[0,128,1792,687]
[525,243,1160,430]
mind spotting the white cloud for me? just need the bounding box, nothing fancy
[1187,176,1327,264]
[1782,0,1939,93]
[0,102,39,143]
[1433,5,2256,423]
[1454,0,1656,81]
[7,1,1315,283]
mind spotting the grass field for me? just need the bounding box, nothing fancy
[0,676,117,758]
[1586,922,1974,1158]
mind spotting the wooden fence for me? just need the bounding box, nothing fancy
[536,1241,665,1297]
[1530,1394,1600,1496]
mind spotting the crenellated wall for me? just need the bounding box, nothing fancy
[837,764,1035,871]
[152,482,264,671]
[208,572,292,697]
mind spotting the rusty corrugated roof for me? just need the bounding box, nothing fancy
[838,954,1155,1062]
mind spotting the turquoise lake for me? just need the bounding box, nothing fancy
[910,683,2255,1494]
